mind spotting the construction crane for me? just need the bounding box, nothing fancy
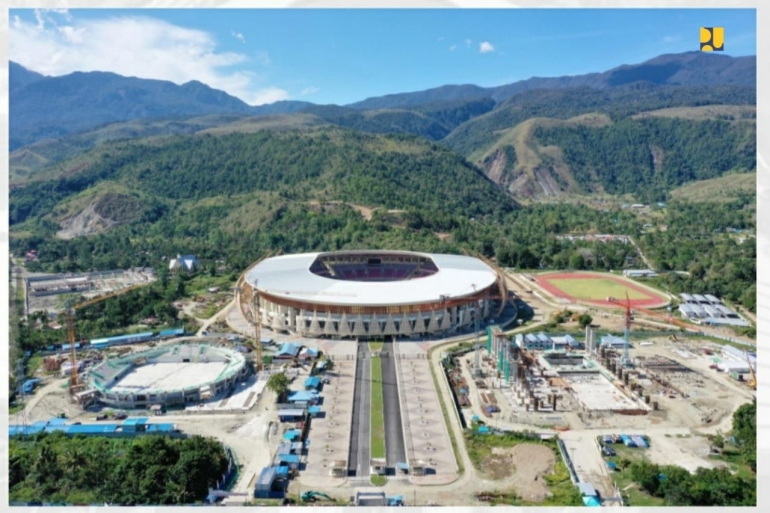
[65,283,147,393]
[607,297,695,332]
[745,350,757,390]
[235,250,280,372]
[618,293,633,367]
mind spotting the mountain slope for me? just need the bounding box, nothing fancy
[9,68,255,150]
[444,83,756,159]
[9,127,517,230]
[10,61,46,92]
[349,52,755,110]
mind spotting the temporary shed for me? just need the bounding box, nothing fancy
[255,467,277,494]
[304,376,321,390]
[275,343,302,359]
[278,409,306,422]
[717,361,750,373]
[287,390,318,404]
[600,335,629,348]
[704,294,722,305]
[283,429,302,441]
[299,347,319,360]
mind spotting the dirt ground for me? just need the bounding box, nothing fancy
[482,443,556,502]
[645,433,728,473]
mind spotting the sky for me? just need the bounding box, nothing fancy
[9,8,757,106]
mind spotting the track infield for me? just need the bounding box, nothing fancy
[534,272,669,309]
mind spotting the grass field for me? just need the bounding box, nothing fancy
[546,278,650,300]
[370,342,386,486]
[536,272,669,308]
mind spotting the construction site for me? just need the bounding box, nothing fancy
[11,256,757,507]
[24,268,156,315]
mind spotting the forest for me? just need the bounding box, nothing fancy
[9,128,756,322]
[534,117,755,202]
[9,432,229,505]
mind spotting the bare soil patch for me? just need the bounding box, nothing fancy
[482,443,556,501]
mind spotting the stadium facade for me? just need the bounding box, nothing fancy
[241,251,505,339]
[88,344,248,409]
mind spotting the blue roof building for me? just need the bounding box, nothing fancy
[304,376,321,390]
[287,390,318,403]
[275,343,302,358]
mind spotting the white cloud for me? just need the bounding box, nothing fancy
[480,41,495,53]
[301,86,319,96]
[10,13,286,106]
[231,30,246,43]
[253,87,289,105]
[449,45,457,52]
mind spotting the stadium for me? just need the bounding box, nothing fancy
[240,251,506,339]
[88,344,248,409]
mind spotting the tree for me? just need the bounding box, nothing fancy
[578,313,593,328]
[568,253,585,270]
[266,372,290,398]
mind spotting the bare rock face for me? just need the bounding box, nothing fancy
[56,192,143,239]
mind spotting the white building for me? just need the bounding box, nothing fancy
[169,254,199,273]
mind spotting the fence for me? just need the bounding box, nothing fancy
[556,439,579,485]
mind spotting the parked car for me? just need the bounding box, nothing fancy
[602,435,614,445]
[96,414,108,421]
[113,411,127,420]
[603,446,616,457]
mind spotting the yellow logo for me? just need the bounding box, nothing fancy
[700,27,724,51]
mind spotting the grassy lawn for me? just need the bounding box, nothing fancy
[368,341,384,352]
[599,442,664,506]
[546,277,651,300]
[9,402,26,415]
[370,474,387,486]
[370,352,385,460]
[186,273,236,296]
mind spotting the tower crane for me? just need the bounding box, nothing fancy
[65,283,147,393]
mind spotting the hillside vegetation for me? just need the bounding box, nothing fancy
[533,117,755,202]
[669,173,755,202]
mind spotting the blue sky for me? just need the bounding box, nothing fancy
[10,8,756,106]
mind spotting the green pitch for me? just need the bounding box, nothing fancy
[547,278,650,300]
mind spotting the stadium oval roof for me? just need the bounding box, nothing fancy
[244,251,498,307]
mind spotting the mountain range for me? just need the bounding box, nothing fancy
[10,51,755,150]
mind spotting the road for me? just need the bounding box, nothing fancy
[348,342,371,477]
[380,339,407,472]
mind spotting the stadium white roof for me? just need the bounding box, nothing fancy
[245,251,498,307]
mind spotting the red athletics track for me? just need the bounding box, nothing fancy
[534,272,669,309]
